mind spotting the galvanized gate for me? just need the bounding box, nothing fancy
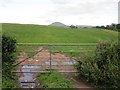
[13,43,97,88]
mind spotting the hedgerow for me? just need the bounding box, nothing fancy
[2,35,17,88]
[75,41,120,88]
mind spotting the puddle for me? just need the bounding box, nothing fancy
[19,65,39,88]
[45,61,58,65]
[45,61,77,65]
[63,61,76,65]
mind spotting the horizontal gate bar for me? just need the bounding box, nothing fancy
[20,82,35,83]
[17,50,94,52]
[16,65,76,66]
[12,71,78,73]
[17,43,97,46]
[17,56,80,58]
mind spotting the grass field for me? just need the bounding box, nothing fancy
[37,70,73,88]
[2,23,118,43]
[2,23,118,56]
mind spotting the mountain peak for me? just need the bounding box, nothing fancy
[50,22,67,27]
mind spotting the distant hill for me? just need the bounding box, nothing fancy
[50,22,67,27]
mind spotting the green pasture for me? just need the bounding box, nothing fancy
[37,70,73,88]
[2,23,118,57]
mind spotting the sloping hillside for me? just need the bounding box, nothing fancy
[2,23,118,43]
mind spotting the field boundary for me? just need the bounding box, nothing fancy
[14,43,97,73]
[17,43,98,46]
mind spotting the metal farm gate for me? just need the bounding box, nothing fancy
[13,43,97,88]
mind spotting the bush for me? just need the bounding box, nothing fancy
[75,41,120,88]
[2,35,17,88]
[37,70,73,88]
[2,76,16,88]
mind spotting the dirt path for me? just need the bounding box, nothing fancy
[62,73,94,89]
[70,77,94,89]
[70,77,90,88]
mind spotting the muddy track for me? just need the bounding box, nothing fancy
[16,47,94,89]
[61,72,94,89]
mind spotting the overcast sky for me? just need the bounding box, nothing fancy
[0,0,119,26]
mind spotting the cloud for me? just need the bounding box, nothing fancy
[0,0,14,3]
[0,0,119,25]
[48,0,118,16]
[45,0,118,25]
[0,0,15,7]
[50,0,69,4]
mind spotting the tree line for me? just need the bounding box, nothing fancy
[69,24,120,32]
[95,24,120,32]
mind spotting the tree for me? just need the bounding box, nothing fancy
[101,25,106,29]
[117,24,120,32]
[109,23,117,31]
[70,25,77,29]
[106,25,110,29]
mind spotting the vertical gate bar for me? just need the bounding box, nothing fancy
[50,51,52,71]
